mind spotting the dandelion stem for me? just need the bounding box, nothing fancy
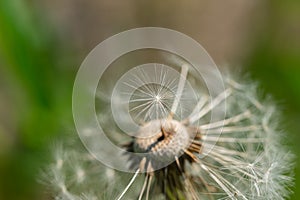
[146,174,153,200]
[203,135,264,143]
[203,125,261,134]
[187,95,209,122]
[116,169,140,200]
[199,110,251,130]
[189,88,232,124]
[138,175,149,200]
[169,64,189,119]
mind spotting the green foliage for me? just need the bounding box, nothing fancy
[245,2,300,200]
[0,1,76,199]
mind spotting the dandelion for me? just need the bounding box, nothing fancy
[42,64,294,200]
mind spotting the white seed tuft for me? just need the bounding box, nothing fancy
[42,69,295,200]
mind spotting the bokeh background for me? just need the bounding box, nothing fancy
[0,0,299,199]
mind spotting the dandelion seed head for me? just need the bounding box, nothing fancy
[43,64,295,200]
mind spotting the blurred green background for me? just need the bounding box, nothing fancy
[0,0,299,199]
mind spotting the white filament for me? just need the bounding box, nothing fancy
[116,169,140,200]
[170,64,189,116]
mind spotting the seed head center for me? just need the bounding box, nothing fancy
[133,119,190,160]
[155,95,161,102]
